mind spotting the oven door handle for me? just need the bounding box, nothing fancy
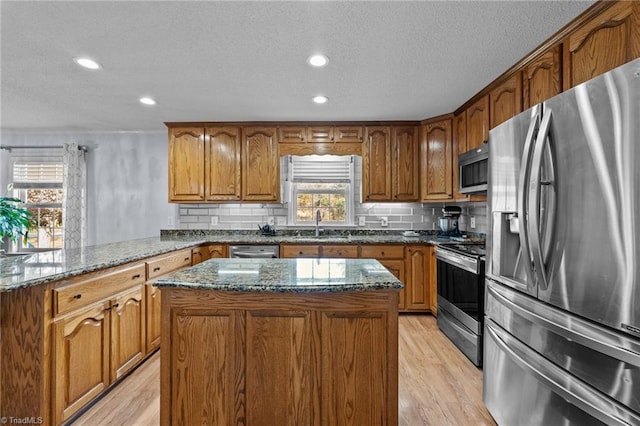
[436,249,479,274]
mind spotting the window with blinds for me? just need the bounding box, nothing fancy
[287,155,355,225]
[11,161,64,251]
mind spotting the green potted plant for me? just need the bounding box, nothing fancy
[0,184,32,246]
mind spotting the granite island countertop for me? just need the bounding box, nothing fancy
[154,258,404,293]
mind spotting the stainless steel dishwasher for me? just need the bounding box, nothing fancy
[229,245,279,258]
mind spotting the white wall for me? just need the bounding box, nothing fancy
[0,130,176,246]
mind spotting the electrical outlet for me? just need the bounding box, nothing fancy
[167,216,174,227]
[358,216,366,226]
[211,216,219,225]
[380,216,388,227]
[470,216,476,229]
[267,217,275,226]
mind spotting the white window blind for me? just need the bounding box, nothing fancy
[12,162,64,187]
[290,155,353,183]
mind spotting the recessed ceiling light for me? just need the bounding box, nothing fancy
[313,95,328,104]
[308,54,329,67]
[73,57,101,70]
[139,97,157,105]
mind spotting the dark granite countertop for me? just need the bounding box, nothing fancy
[1,230,484,293]
[0,237,202,292]
[154,258,404,293]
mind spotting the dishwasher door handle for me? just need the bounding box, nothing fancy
[231,251,277,258]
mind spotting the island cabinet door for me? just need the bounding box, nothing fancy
[145,284,161,352]
[245,311,315,426]
[53,301,111,425]
[169,309,243,426]
[321,311,396,426]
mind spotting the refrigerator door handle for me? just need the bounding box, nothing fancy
[487,281,640,367]
[527,109,553,290]
[516,106,541,288]
[486,319,640,426]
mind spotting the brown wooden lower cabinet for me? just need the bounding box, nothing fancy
[282,242,436,314]
[52,283,146,424]
[161,288,398,425]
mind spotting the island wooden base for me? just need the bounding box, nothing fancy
[160,288,399,425]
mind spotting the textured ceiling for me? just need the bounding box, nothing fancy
[1,1,595,132]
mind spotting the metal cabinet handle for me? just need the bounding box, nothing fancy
[154,266,161,272]
[73,294,82,300]
[132,274,141,279]
[184,257,190,261]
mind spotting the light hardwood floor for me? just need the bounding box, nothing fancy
[74,314,496,425]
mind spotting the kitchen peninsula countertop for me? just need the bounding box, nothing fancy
[154,258,404,292]
[0,237,201,292]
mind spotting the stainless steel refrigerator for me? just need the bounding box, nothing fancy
[484,58,640,425]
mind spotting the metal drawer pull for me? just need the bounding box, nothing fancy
[73,294,82,300]
[184,257,190,261]
[132,274,141,279]
[154,266,161,272]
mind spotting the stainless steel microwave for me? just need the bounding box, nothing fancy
[459,143,488,193]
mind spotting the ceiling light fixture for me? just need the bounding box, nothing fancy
[313,95,328,104]
[139,97,157,105]
[308,54,329,67]
[73,57,101,70]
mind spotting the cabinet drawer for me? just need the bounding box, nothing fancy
[360,245,405,259]
[53,263,146,317]
[281,245,321,258]
[146,249,192,279]
[322,245,358,258]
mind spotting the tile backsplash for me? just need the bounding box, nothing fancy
[177,156,487,234]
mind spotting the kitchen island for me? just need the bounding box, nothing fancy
[154,257,403,426]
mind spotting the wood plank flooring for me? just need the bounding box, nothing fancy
[74,314,496,426]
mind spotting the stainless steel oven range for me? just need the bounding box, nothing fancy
[436,242,485,367]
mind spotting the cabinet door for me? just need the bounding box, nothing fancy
[334,126,364,143]
[465,96,489,151]
[391,126,419,201]
[321,311,391,425]
[207,244,227,258]
[428,246,437,315]
[146,283,161,353]
[421,120,452,201]
[404,245,429,311]
[168,127,205,202]
[278,126,307,143]
[523,46,562,109]
[191,247,206,265]
[205,127,241,201]
[110,285,146,381]
[53,301,110,424]
[242,127,280,202]
[281,245,321,258]
[363,126,391,201]
[490,73,523,129]
[380,259,406,310]
[308,126,334,143]
[563,1,640,89]
[321,245,359,258]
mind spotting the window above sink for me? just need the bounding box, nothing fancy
[286,155,356,227]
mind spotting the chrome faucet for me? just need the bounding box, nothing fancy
[315,209,322,237]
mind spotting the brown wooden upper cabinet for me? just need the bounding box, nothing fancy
[465,95,489,151]
[363,126,419,202]
[168,127,205,202]
[523,46,562,109]
[563,1,640,90]
[421,119,453,201]
[242,127,280,202]
[205,127,241,201]
[391,126,420,202]
[490,72,523,129]
[363,126,392,201]
[278,125,363,143]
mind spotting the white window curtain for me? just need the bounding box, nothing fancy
[62,143,87,248]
